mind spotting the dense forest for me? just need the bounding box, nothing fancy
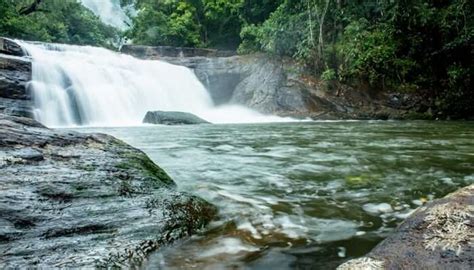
[0,0,472,118]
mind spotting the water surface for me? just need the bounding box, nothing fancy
[76,121,474,269]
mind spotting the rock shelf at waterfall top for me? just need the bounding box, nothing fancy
[0,114,216,268]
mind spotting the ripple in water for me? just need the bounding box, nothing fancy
[74,120,474,269]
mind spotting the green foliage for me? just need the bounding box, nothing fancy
[321,68,336,81]
[0,0,118,47]
[235,0,472,118]
[258,1,308,57]
[126,0,201,47]
[127,0,281,49]
[237,24,261,54]
[339,20,400,85]
[236,0,310,58]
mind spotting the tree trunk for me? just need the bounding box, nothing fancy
[307,0,316,47]
[19,0,43,16]
[314,0,330,69]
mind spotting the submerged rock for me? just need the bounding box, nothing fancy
[338,184,474,269]
[0,114,216,268]
[143,111,210,125]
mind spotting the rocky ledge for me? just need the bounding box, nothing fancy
[0,114,216,268]
[121,44,235,58]
[338,184,473,270]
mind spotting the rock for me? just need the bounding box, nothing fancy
[0,114,216,268]
[143,111,210,125]
[0,38,33,119]
[13,147,44,161]
[0,97,34,118]
[121,44,235,58]
[337,185,474,270]
[0,38,26,57]
[0,54,32,101]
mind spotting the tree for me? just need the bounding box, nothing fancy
[0,0,118,47]
[19,0,43,15]
[311,0,330,68]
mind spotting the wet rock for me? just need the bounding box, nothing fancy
[143,111,210,125]
[13,147,43,161]
[337,185,474,270]
[0,97,34,118]
[0,114,216,268]
[0,38,26,57]
[0,38,32,118]
[0,54,31,101]
[121,44,235,58]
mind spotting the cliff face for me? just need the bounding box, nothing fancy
[0,38,33,118]
[122,45,429,120]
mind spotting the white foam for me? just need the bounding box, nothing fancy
[198,238,259,258]
[362,203,393,215]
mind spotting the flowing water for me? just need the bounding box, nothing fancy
[79,0,132,30]
[77,121,474,269]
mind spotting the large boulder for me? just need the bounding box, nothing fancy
[338,184,474,270]
[143,111,210,125]
[0,114,216,268]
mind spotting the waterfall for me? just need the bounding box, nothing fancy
[18,42,286,127]
[79,0,132,30]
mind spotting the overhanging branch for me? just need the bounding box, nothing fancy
[19,0,44,16]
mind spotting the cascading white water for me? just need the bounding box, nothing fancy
[18,42,288,127]
[79,0,132,30]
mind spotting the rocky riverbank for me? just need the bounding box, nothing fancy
[338,184,473,269]
[0,114,216,268]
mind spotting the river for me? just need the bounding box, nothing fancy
[72,120,474,269]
